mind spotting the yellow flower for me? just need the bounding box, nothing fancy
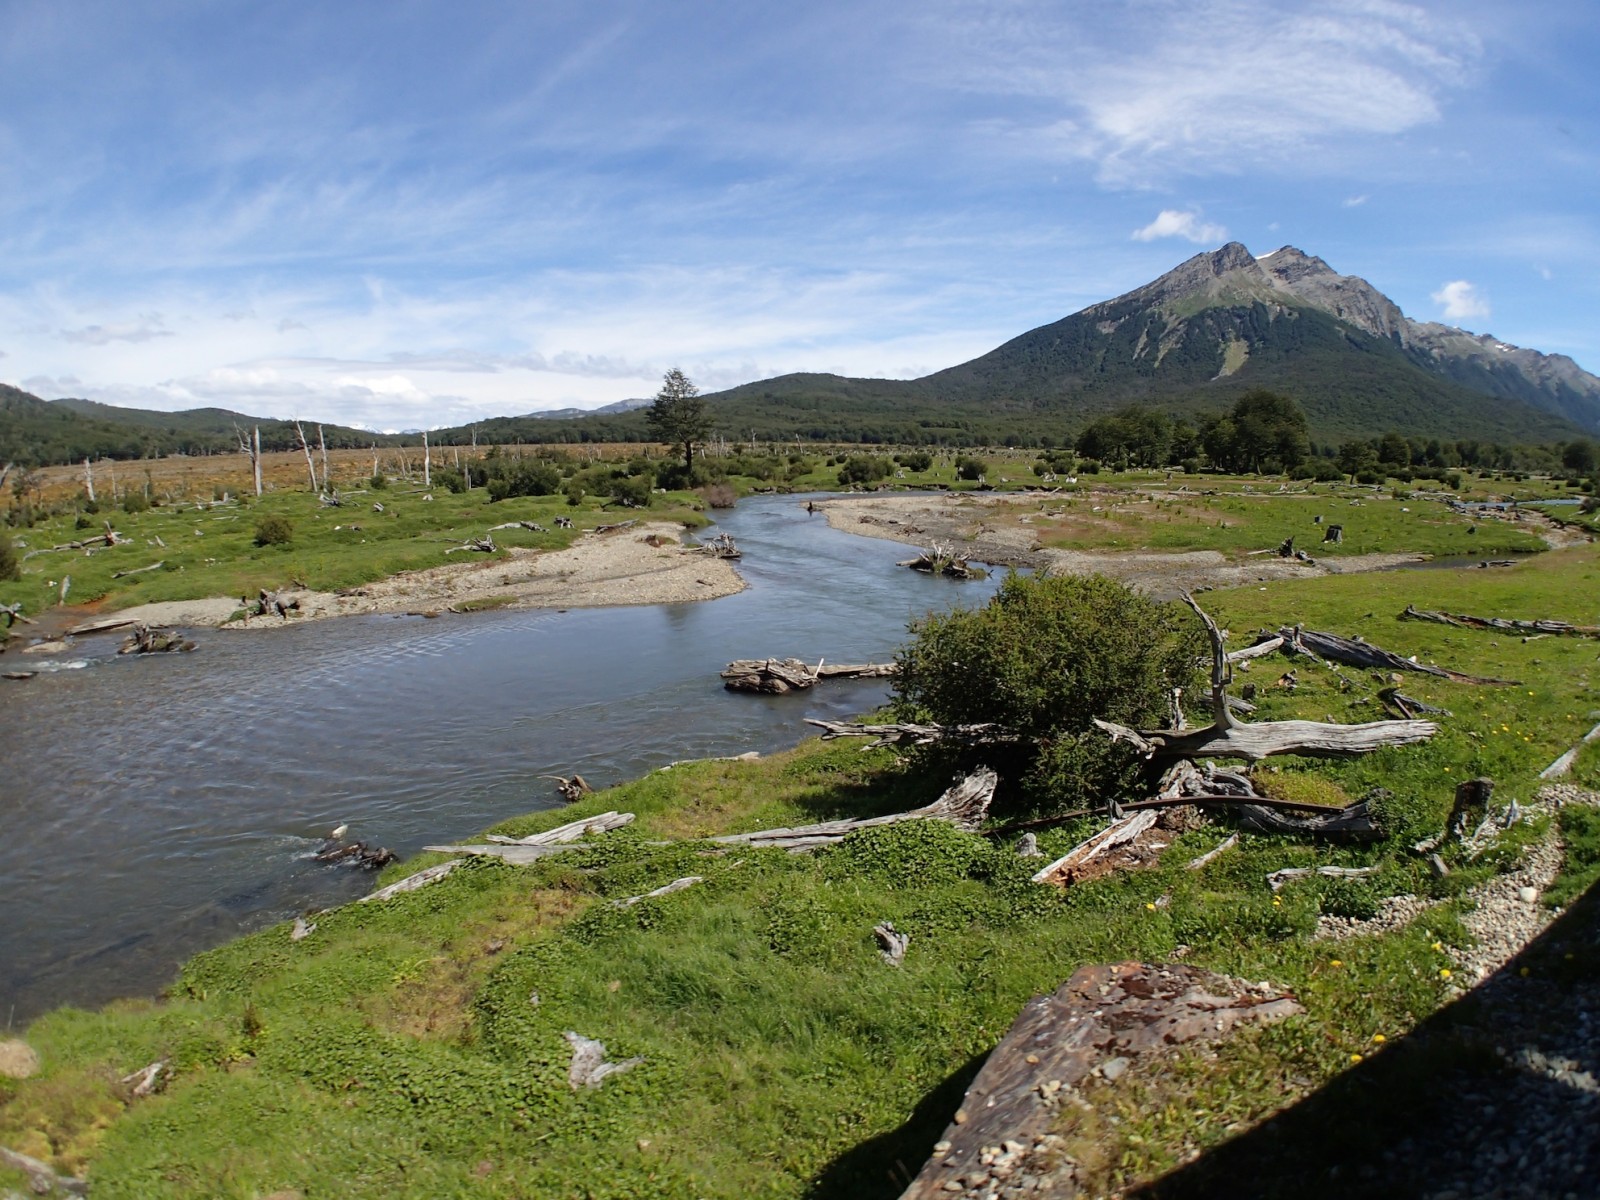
[1349,1053,1363,1064]
[1371,1033,1386,1044]
[1444,766,1452,772]
[1439,968,1452,980]
[1330,959,1343,968]
[1431,942,1443,951]
[1145,902,1157,912]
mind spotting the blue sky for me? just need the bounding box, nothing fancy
[1,0,1595,431]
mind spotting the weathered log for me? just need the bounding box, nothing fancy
[721,657,895,693]
[1539,721,1600,780]
[1445,777,1494,843]
[486,811,635,846]
[804,717,1023,749]
[592,518,638,534]
[1094,713,1435,762]
[1,602,36,628]
[711,767,998,851]
[1185,833,1238,870]
[1378,686,1451,719]
[699,531,741,558]
[120,1060,167,1097]
[1400,604,1600,639]
[1279,625,1517,685]
[1266,864,1378,892]
[1227,635,1284,663]
[537,773,592,803]
[359,860,461,903]
[898,541,984,579]
[1030,809,1158,886]
[615,876,702,908]
[111,559,165,579]
[487,520,546,533]
[1174,761,1385,842]
[117,623,196,655]
[446,534,496,554]
[0,1144,88,1196]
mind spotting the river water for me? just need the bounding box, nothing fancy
[0,496,1002,1025]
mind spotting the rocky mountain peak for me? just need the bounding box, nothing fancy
[1256,246,1335,283]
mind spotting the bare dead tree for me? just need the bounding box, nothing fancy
[293,420,318,491]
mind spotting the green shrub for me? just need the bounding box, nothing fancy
[253,514,294,547]
[955,455,987,481]
[608,475,653,508]
[121,492,150,514]
[892,573,1204,811]
[0,532,18,582]
[368,473,388,490]
[486,461,562,502]
[837,455,891,486]
[896,451,934,473]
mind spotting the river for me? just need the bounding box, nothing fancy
[0,495,1002,1025]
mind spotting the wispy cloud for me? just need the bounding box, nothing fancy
[1343,194,1370,207]
[1431,279,1490,320]
[1132,209,1228,244]
[59,315,175,345]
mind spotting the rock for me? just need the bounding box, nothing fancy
[1519,886,1538,903]
[1101,1056,1131,1082]
[0,1039,40,1078]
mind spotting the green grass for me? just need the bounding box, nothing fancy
[0,487,708,619]
[3,498,1598,1197]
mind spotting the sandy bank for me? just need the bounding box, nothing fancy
[103,521,745,630]
[816,492,1423,595]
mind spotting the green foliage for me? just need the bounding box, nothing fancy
[1203,390,1310,473]
[119,492,150,514]
[836,455,891,486]
[252,514,293,547]
[485,460,562,502]
[954,454,987,481]
[0,532,18,582]
[893,573,1205,810]
[1546,805,1600,908]
[894,450,933,472]
[645,368,712,468]
[607,474,653,509]
[368,472,388,490]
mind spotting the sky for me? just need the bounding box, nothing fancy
[0,0,1596,432]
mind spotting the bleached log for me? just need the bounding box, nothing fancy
[1540,721,1600,779]
[1030,809,1157,886]
[804,717,1023,749]
[1185,833,1239,871]
[1400,604,1600,639]
[1,602,36,628]
[1094,714,1436,762]
[723,658,896,693]
[615,876,702,907]
[537,773,592,803]
[873,922,909,966]
[359,859,461,903]
[1227,635,1284,663]
[290,917,316,941]
[1266,865,1377,892]
[0,1144,88,1195]
[712,767,998,850]
[121,1061,167,1097]
[486,811,634,845]
[1279,625,1516,685]
[111,560,165,579]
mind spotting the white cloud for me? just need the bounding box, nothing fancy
[59,314,175,345]
[1343,194,1369,207]
[1132,210,1228,244]
[1431,279,1490,321]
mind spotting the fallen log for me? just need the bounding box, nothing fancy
[564,1032,643,1090]
[721,657,896,693]
[118,624,196,655]
[1266,864,1378,892]
[710,767,998,851]
[592,518,638,535]
[1280,625,1517,685]
[486,811,634,846]
[1162,761,1386,843]
[1185,833,1238,870]
[111,559,165,579]
[1030,809,1157,886]
[359,860,460,903]
[615,875,701,907]
[445,534,496,554]
[1378,686,1451,719]
[897,541,985,579]
[804,717,1023,749]
[1400,604,1600,639]
[699,531,741,558]
[253,588,299,619]
[1539,721,1600,780]
[537,773,592,803]
[1227,635,1284,663]
[0,1144,88,1196]
[1,602,36,628]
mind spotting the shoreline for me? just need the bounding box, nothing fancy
[39,520,746,634]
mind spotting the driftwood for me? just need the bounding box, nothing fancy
[1379,686,1451,719]
[721,657,896,694]
[118,624,196,655]
[487,520,546,534]
[1227,635,1284,663]
[592,518,638,535]
[1165,761,1386,842]
[699,531,741,558]
[0,1144,88,1196]
[538,773,592,803]
[1,602,36,628]
[804,717,1023,749]
[486,811,634,846]
[120,1060,167,1097]
[898,541,984,579]
[291,917,316,941]
[614,875,702,907]
[30,524,129,555]
[315,839,396,869]
[1266,865,1378,892]
[1030,809,1158,886]
[1540,721,1600,780]
[1400,604,1600,639]
[360,860,461,903]
[1279,625,1516,685]
[710,767,998,852]
[1185,833,1238,870]
[564,1032,643,1090]
[1092,595,1437,763]
[111,559,165,579]
[253,588,300,619]
[446,535,496,554]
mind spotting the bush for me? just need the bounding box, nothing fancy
[0,532,19,582]
[892,573,1204,812]
[955,455,986,481]
[699,484,737,509]
[895,451,934,473]
[837,455,891,486]
[486,461,562,502]
[253,515,294,547]
[121,492,150,514]
[369,473,388,490]
[608,475,653,508]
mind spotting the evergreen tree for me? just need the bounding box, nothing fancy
[645,368,712,470]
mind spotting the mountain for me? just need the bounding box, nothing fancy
[684,243,1599,445]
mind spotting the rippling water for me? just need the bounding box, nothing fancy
[0,495,1001,1024]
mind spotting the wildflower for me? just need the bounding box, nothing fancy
[1330,959,1343,968]
[1349,1053,1363,1064]
[1371,1034,1386,1044]
[1439,968,1452,980]
[1431,942,1443,952]
[1145,902,1157,912]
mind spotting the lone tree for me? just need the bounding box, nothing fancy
[646,368,712,472]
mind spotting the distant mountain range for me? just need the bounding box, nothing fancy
[3,244,1597,466]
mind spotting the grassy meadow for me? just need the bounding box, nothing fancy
[2,506,1598,1197]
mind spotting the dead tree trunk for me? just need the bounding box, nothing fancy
[423,431,431,488]
[318,424,330,491]
[1279,625,1516,685]
[722,658,895,693]
[83,457,95,503]
[1400,604,1600,639]
[1445,777,1494,843]
[1093,594,1437,763]
[294,420,318,491]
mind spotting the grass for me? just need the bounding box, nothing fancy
[3,483,1598,1197]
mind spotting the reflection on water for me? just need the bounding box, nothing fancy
[0,495,1001,1023]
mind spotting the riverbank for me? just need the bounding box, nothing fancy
[3,542,1599,1197]
[88,520,746,631]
